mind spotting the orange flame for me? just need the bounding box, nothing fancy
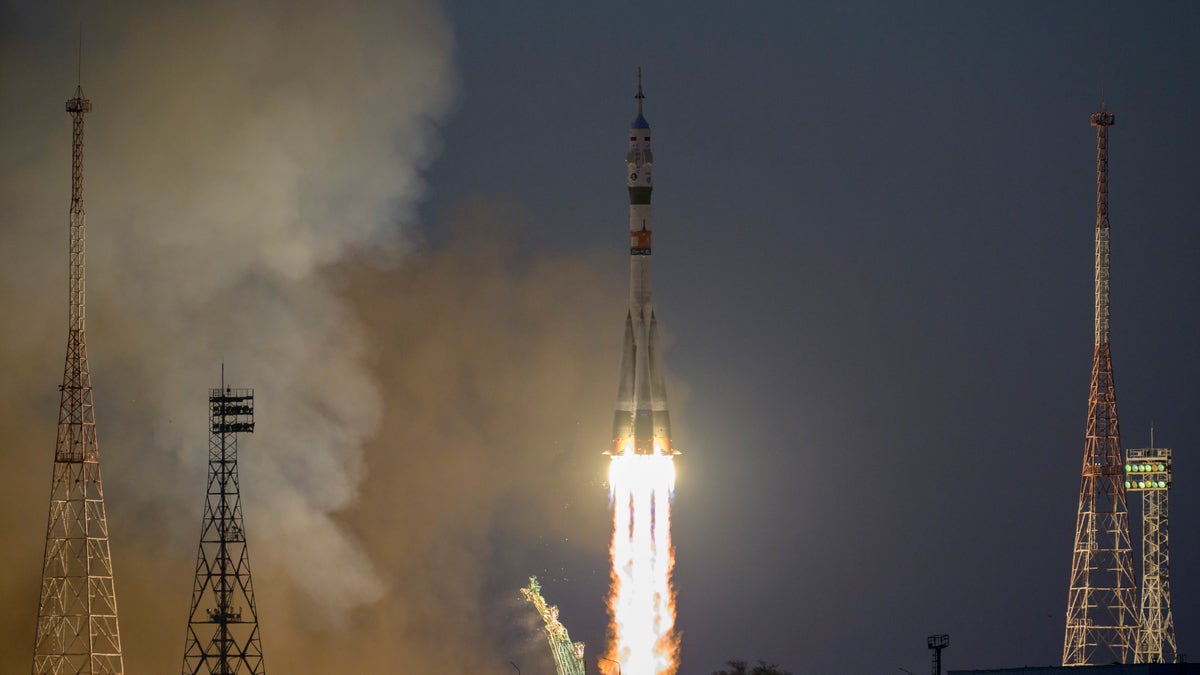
[605,454,678,675]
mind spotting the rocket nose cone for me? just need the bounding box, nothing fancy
[631,113,650,130]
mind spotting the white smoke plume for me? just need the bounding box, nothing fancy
[0,2,638,667]
[0,2,628,671]
[0,0,455,624]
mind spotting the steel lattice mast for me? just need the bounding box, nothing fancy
[32,83,125,675]
[520,577,586,675]
[1126,437,1177,664]
[1062,104,1138,666]
[181,373,266,674]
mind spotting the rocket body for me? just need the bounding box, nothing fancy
[612,82,673,457]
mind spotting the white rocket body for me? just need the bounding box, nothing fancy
[612,79,673,457]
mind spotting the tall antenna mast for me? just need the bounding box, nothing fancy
[1062,103,1137,665]
[32,76,125,673]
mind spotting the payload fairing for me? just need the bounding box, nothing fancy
[611,70,675,457]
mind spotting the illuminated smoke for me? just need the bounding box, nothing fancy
[0,0,455,624]
[0,3,627,672]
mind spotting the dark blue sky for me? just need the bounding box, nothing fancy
[425,2,1200,672]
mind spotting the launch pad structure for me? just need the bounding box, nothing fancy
[520,577,586,675]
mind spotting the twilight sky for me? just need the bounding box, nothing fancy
[427,2,1200,671]
[2,2,1200,673]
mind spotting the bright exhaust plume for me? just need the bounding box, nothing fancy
[606,454,678,675]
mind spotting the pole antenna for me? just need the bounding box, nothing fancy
[77,23,82,88]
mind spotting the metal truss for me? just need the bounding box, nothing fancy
[1063,107,1137,666]
[181,380,265,674]
[1126,445,1177,664]
[521,577,586,675]
[33,85,124,675]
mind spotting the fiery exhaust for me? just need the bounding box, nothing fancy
[606,453,678,675]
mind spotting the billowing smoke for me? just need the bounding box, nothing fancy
[0,1,620,671]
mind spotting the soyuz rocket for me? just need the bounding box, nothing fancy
[611,70,675,457]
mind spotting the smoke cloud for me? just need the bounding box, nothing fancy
[0,2,619,671]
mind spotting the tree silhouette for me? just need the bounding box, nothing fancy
[711,659,793,675]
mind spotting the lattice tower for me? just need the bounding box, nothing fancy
[1062,105,1138,665]
[520,577,586,675]
[32,83,124,674]
[181,374,266,674]
[928,634,948,675]
[1126,441,1177,664]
